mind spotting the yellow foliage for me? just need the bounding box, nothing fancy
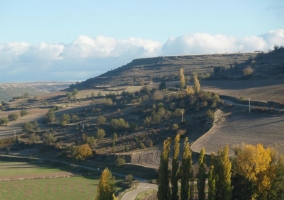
[76,144,92,160]
[236,143,274,195]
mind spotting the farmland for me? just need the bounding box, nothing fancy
[0,161,125,200]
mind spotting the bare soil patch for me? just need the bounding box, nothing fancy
[201,79,284,103]
[191,113,284,156]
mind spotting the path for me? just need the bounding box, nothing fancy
[121,182,157,200]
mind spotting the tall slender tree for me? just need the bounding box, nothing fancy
[158,137,172,200]
[181,137,192,200]
[197,148,206,200]
[208,153,216,200]
[180,68,186,89]
[171,134,180,200]
[215,145,232,200]
[96,168,116,200]
[193,75,200,94]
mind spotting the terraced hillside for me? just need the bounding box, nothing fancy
[77,53,257,89]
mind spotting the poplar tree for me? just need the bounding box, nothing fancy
[96,168,116,200]
[180,68,186,89]
[197,148,206,200]
[181,137,192,200]
[171,134,180,200]
[208,153,216,200]
[158,137,172,200]
[215,145,232,200]
[193,75,200,94]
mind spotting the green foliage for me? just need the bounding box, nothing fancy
[29,133,41,144]
[8,113,19,121]
[20,109,29,117]
[157,137,172,200]
[197,148,206,200]
[86,136,96,147]
[97,116,106,125]
[115,158,126,167]
[43,133,56,145]
[206,109,214,120]
[45,110,55,124]
[22,122,34,133]
[112,133,118,141]
[103,98,113,106]
[61,114,70,126]
[72,89,78,97]
[215,145,232,200]
[171,134,180,200]
[0,117,9,125]
[208,154,216,200]
[143,117,151,127]
[111,118,129,131]
[96,128,106,140]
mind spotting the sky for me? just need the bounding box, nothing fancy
[0,0,284,82]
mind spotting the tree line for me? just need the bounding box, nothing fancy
[157,136,284,200]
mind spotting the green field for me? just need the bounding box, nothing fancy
[0,161,124,200]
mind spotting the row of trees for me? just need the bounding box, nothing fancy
[0,110,30,126]
[179,67,200,94]
[157,136,284,200]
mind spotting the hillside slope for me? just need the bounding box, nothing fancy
[76,53,258,89]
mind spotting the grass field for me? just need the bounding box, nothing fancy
[0,161,124,200]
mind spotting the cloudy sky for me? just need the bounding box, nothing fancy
[0,0,284,82]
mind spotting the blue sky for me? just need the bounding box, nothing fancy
[0,0,284,82]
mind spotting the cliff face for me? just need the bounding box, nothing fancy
[76,53,260,89]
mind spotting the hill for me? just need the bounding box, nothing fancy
[75,52,258,89]
[74,47,284,90]
[0,82,72,103]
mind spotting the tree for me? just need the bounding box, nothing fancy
[208,154,216,200]
[61,114,70,126]
[193,75,200,94]
[171,134,180,200]
[20,109,29,117]
[112,133,118,141]
[96,128,106,140]
[72,88,78,97]
[96,168,116,200]
[76,144,93,160]
[86,136,96,147]
[235,143,273,199]
[153,90,163,101]
[22,122,34,133]
[97,116,106,125]
[0,117,9,126]
[215,145,232,200]
[243,67,253,76]
[115,158,126,167]
[180,68,185,88]
[181,137,192,200]
[66,92,72,99]
[43,133,56,145]
[197,148,206,200]
[45,110,55,123]
[8,113,19,121]
[157,137,172,200]
[159,81,167,90]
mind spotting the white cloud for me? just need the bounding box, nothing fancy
[0,30,284,82]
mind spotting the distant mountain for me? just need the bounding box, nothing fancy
[0,82,72,102]
[75,52,259,89]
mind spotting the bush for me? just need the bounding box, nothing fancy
[172,123,179,130]
[75,144,93,161]
[22,122,34,133]
[243,67,253,76]
[103,98,113,106]
[8,113,19,121]
[153,90,163,101]
[20,109,29,117]
[43,133,56,145]
[96,128,106,140]
[97,116,106,125]
[111,118,129,130]
[0,117,9,126]
[45,110,55,123]
[206,109,215,120]
[115,158,126,167]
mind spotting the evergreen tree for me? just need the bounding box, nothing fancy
[96,168,116,200]
[197,148,206,200]
[208,154,216,200]
[171,134,180,200]
[180,68,186,89]
[158,137,172,200]
[215,145,232,200]
[181,137,192,200]
[193,75,201,94]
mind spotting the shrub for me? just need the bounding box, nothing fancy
[96,128,106,140]
[153,90,163,101]
[43,133,56,145]
[20,109,29,117]
[76,144,93,161]
[111,118,129,130]
[115,158,126,167]
[22,122,34,133]
[103,98,113,106]
[206,109,215,120]
[0,117,9,126]
[8,113,19,121]
[243,67,253,76]
[97,116,106,125]
[172,123,179,130]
